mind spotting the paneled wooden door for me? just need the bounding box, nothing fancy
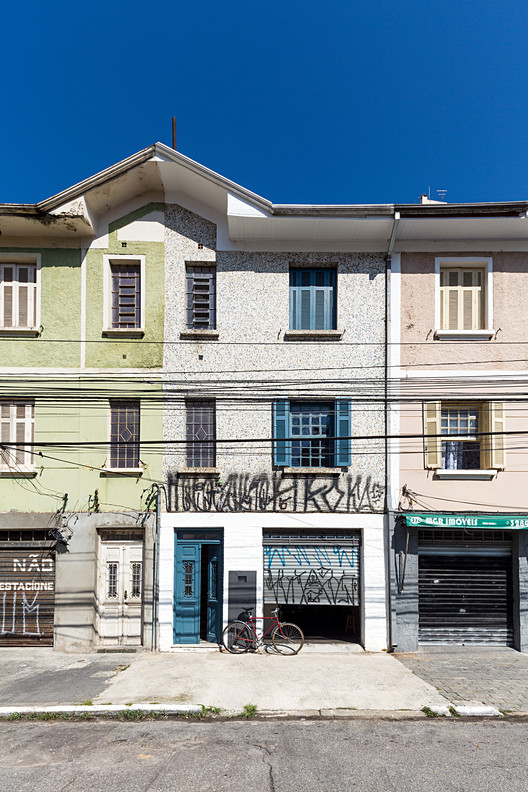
[98,540,144,646]
[173,532,223,645]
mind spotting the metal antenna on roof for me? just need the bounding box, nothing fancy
[172,117,177,151]
[436,189,447,202]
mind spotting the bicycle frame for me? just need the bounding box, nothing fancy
[240,613,281,646]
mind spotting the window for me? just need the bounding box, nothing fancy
[0,402,35,471]
[289,268,336,330]
[435,258,493,338]
[424,401,504,473]
[109,401,140,469]
[104,256,145,334]
[186,266,216,329]
[273,400,351,468]
[186,400,216,467]
[0,262,38,330]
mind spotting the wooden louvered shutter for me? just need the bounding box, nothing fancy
[440,269,484,330]
[335,400,351,467]
[273,400,291,466]
[424,402,441,468]
[490,402,505,469]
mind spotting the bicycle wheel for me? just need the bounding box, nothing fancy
[271,622,304,655]
[222,621,252,654]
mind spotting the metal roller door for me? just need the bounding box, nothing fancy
[0,547,55,646]
[418,530,513,646]
[263,530,361,607]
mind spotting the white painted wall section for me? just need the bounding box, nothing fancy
[117,211,165,242]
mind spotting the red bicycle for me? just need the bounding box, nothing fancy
[222,607,304,655]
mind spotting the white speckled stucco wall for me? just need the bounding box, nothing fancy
[163,203,386,510]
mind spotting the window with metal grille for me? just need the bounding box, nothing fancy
[186,266,216,329]
[0,263,38,329]
[273,400,351,468]
[289,268,336,330]
[290,402,334,467]
[107,562,119,598]
[109,401,140,468]
[111,262,141,328]
[130,562,142,598]
[0,402,35,470]
[186,400,216,467]
[440,268,484,330]
[183,561,194,597]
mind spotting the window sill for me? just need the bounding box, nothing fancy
[0,468,37,478]
[100,468,144,477]
[0,328,40,337]
[434,329,494,341]
[282,467,343,476]
[177,467,220,476]
[433,469,498,480]
[102,329,145,338]
[283,330,342,342]
[179,330,219,340]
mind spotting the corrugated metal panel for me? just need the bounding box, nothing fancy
[418,554,513,646]
[0,547,55,646]
[263,531,361,607]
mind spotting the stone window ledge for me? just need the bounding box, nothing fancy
[434,329,494,341]
[177,468,220,477]
[100,468,144,477]
[281,467,343,476]
[179,330,219,340]
[283,330,343,342]
[102,329,145,338]
[434,469,497,480]
[0,469,37,478]
[0,328,40,337]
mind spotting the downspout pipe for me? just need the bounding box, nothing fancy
[384,212,399,652]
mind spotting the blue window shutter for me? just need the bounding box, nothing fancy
[290,269,336,330]
[273,400,291,466]
[335,399,351,466]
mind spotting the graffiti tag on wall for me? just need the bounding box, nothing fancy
[264,544,359,605]
[0,553,54,641]
[168,472,384,513]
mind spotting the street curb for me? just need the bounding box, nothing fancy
[0,705,510,720]
[0,704,202,717]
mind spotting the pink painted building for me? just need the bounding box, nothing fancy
[388,199,528,651]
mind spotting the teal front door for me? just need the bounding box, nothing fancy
[173,532,222,644]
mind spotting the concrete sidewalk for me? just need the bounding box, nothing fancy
[0,645,447,714]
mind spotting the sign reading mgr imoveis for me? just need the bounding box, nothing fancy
[403,513,528,529]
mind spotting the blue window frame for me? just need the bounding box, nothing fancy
[289,268,336,330]
[273,400,351,467]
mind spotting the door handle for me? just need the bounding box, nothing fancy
[124,590,128,601]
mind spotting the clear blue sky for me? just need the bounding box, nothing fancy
[2,0,527,205]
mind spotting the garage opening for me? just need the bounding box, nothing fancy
[418,529,513,646]
[263,530,361,641]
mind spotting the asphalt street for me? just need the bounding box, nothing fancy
[2,719,528,791]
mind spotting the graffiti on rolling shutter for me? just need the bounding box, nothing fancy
[0,549,55,644]
[264,543,360,606]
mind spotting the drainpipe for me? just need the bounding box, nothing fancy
[385,212,399,652]
[148,484,163,652]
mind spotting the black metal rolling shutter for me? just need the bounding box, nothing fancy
[419,554,513,646]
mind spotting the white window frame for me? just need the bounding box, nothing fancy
[0,401,35,475]
[434,257,493,340]
[0,253,41,335]
[103,255,146,337]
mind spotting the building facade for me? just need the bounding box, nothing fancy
[388,201,528,652]
[0,160,165,651]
